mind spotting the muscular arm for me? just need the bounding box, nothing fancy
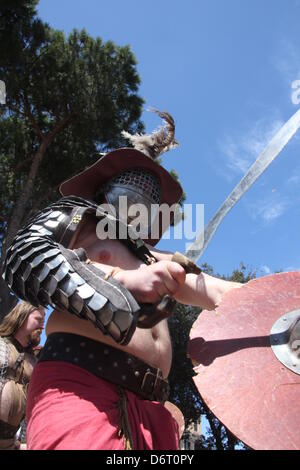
[91,246,241,311]
[146,246,241,310]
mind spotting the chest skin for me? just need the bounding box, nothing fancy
[47,238,173,377]
[85,237,147,270]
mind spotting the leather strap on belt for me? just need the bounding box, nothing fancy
[38,332,169,403]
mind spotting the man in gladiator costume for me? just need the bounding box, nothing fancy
[0,302,44,450]
[2,110,240,450]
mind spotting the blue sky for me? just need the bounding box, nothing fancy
[37,0,300,280]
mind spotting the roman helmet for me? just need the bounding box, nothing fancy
[59,109,183,245]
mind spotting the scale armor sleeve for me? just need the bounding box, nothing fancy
[2,197,140,345]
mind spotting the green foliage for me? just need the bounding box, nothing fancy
[0,1,144,312]
[168,303,201,422]
[0,1,144,235]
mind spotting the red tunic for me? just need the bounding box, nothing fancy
[26,361,179,450]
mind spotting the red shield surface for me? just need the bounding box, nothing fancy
[164,401,185,439]
[188,272,300,450]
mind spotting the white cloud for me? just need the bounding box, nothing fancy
[272,39,300,112]
[287,174,300,185]
[217,112,300,228]
[218,117,284,181]
[218,138,251,177]
[285,165,300,187]
[248,195,289,223]
[260,265,271,275]
[273,39,300,84]
[261,202,287,222]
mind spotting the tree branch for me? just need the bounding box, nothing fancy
[226,428,238,450]
[14,154,34,172]
[23,93,45,142]
[26,183,60,220]
[46,112,76,144]
[202,402,225,450]
[3,111,75,252]
[3,139,49,252]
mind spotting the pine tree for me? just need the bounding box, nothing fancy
[0,1,144,314]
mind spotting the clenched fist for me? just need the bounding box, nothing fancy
[114,260,186,304]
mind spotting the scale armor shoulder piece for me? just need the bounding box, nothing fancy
[2,197,140,345]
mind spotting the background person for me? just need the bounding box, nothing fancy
[0,301,45,450]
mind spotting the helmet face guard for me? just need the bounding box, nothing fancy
[100,168,161,238]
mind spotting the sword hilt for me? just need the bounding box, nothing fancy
[138,252,202,328]
[171,251,202,275]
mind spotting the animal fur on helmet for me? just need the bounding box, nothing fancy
[121,109,179,160]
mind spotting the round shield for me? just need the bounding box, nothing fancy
[164,401,185,439]
[188,272,300,450]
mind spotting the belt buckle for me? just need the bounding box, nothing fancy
[141,369,169,402]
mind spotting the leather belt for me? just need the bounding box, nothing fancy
[38,332,169,403]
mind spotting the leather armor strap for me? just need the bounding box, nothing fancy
[2,197,141,345]
[39,332,170,403]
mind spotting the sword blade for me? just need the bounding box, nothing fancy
[185,108,300,262]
